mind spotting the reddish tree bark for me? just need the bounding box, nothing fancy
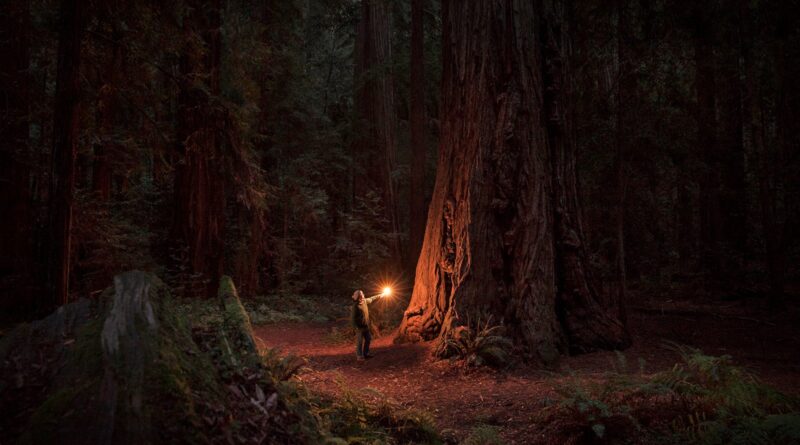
[543,1,631,352]
[171,0,225,298]
[397,0,629,362]
[0,0,32,293]
[693,11,722,281]
[47,0,85,306]
[92,15,124,202]
[408,0,427,271]
[354,0,401,260]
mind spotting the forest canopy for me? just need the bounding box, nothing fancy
[0,0,798,349]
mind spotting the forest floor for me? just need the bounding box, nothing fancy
[254,298,800,444]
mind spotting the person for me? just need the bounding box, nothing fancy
[351,289,381,361]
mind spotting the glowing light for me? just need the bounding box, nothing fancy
[382,287,392,296]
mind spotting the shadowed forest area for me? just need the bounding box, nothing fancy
[1,0,799,444]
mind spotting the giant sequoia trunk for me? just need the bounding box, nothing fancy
[397,0,629,362]
[353,0,401,259]
[171,0,226,298]
[47,0,85,307]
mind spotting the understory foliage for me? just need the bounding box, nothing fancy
[434,316,513,369]
[0,273,441,444]
[537,344,800,444]
[318,384,441,445]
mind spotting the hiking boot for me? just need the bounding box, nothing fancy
[364,354,375,359]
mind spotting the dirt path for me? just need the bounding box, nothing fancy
[254,308,800,443]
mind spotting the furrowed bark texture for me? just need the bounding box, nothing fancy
[542,1,631,352]
[397,0,629,361]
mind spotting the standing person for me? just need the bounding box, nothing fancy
[352,289,382,361]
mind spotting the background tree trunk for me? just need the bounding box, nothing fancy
[171,0,225,298]
[0,0,32,290]
[543,0,631,353]
[92,13,124,202]
[397,0,629,363]
[693,10,722,283]
[47,0,85,307]
[614,0,629,315]
[354,0,401,261]
[408,0,426,272]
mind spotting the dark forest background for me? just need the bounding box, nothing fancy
[1,0,798,317]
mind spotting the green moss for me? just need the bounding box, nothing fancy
[23,383,90,445]
[218,275,238,300]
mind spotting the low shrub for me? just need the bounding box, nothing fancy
[536,344,800,444]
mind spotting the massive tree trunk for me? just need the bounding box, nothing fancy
[353,0,401,260]
[408,0,427,271]
[397,0,629,362]
[47,0,85,307]
[0,0,32,301]
[544,1,631,351]
[171,0,225,298]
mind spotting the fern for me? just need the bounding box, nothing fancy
[435,316,513,369]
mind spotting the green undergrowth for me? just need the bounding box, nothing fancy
[310,383,441,445]
[536,344,800,444]
[179,292,349,328]
[435,316,513,369]
[245,293,348,324]
[0,272,442,444]
[462,424,504,445]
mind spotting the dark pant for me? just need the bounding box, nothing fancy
[356,328,371,358]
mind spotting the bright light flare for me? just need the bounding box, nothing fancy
[382,287,392,296]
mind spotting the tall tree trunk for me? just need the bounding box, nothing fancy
[47,0,85,307]
[614,0,628,314]
[408,0,427,272]
[397,0,629,363]
[0,0,31,280]
[544,0,631,352]
[717,10,747,278]
[693,12,722,283]
[354,0,401,261]
[92,16,124,201]
[171,0,225,298]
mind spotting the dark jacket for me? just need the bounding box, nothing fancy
[351,295,380,329]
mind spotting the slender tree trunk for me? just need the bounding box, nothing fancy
[92,17,124,201]
[614,0,628,313]
[171,0,225,298]
[693,15,721,283]
[397,0,629,362]
[717,13,747,277]
[0,0,33,311]
[47,0,85,307]
[408,0,427,272]
[354,0,401,261]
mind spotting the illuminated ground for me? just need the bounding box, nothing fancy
[254,301,800,443]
